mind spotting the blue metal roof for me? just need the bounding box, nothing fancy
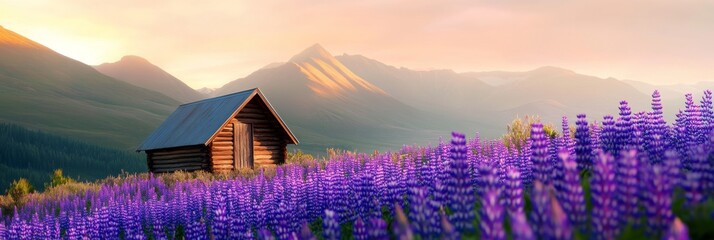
[137,88,262,151]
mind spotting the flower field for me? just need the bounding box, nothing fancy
[1,90,713,240]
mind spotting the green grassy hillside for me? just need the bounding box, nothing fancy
[0,124,146,191]
[0,26,179,150]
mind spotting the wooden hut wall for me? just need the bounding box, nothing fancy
[210,121,236,172]
[147,146,208,173]
[235,98,287,167]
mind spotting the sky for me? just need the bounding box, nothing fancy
[1,0,713,89]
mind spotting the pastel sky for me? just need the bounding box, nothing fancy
[2,0,712,88]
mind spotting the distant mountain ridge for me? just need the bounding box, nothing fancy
[95,55,205,102]
[0,26,179,149]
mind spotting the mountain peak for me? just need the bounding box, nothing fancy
[529,66,576,75]
[289,43,333,63]
[119,55,151,64]
[0,26,46,49]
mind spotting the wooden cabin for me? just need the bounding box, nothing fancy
[137,88,298,173]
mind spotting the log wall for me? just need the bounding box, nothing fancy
[210,122,236,172]
[235,99,287,167]
[147,146,208,173]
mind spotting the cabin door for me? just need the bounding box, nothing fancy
[234,122,254,169]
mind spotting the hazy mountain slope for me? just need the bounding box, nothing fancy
[0,26,179,149]
[472,67,651,125]
[95,55,205,103]
[216,44,462,153]
[336,54,494,115]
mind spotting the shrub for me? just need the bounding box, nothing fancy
[503,115,558,152]
[46,169,75,188]
[6,178,34,203]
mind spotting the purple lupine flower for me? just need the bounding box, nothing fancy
[590,121,602,152]
[185,218,207,240]
[616,100,634,151]
[211,207,228,240]
[520,138,534,188]
[407,186,432,237]
[229,214,248,240]
[664,218,690,240]
[551,138,566,194]
[557,149,586,228]
[684,93,704,145]
[530,123,551,185]
[645,163,674,237]
[549,195,573,240]
[683,172,704,207]
[353,218,368,240]
[479,165,505,240]
[447,132,476,233]
[700,90,714,135]
[322,210,340,240]
[689,145,713,192]
[646,90,668,164]
[562,116,575,154]
[355,173,377,220]
[617,149,639,225]
[504,167,524,216]
[368,217,389,240]
[509,210,535,240]
[0,216,5,240]
[530,181,552,239]
[601,115,617,156]
[592,152,619,240]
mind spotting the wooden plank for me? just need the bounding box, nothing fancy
[212,155,233,160]
[154,166,204,172]
[254,155,282,161]
[211,150,233,156]
[254,146,280,151]
[253,128,275,133]
[253,141,280,146]
[253,150,283,156]
[152,162,205,168]
[152,152,206,160]
[212,160,233,165]
[152,158,205,165]
[211,146,233,151]
[212,141,233,146]
[216,132,233,137]
[214,137,232,142]
[239,108,264,114]
[152,148,203,156]
[255,136,281,141]
[236,118,270,123]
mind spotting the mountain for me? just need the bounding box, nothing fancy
[469,67,651,124]
[95,55,205,103]
[339,55,653,133]
[216,44,459,153]
[0,26,179,149]
[196,87,217,97]
[336,54,494,116]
